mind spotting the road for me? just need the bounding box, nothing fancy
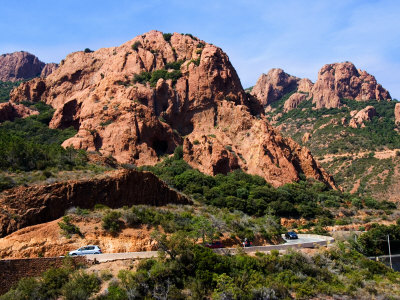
[85,234,334,263]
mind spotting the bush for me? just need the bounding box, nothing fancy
[102,211,122,234]
[131,41,141,51]
[163,33,173,42]
[62,272,100,300]
[58,216,82,238]
[84,48,93,53]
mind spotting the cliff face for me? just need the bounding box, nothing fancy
[311,62,391,108]
[10,30,334,188]
[0,52,58,82]
[0,169,190,237]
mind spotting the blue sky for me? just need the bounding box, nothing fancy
[1,0,399,99]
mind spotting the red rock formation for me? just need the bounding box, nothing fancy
[348,106,376,128]
[182,100,335,188]
[251,69,299,106]
[283,93,307,112]
[311,62,391,108]
[395,103,400,125]
[10,31,335,188]
[0,102,38,122]
[40,63,58,77]
[0,169,190,237]
[0,52,45,82]
[297,78,313,94]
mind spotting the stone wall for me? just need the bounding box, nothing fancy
[0,256,88,295]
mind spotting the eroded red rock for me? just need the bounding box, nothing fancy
[10,31,335,188]
[0,102,38,122]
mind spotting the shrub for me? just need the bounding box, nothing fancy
[62,272,100,300]
[163,33,173,42]
[102,211,122,234]
[165,60,183,70]
[84,48,93,53]
[131,41,141,51]
[58,216,82,238]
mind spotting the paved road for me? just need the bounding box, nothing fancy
[85,234,334,263]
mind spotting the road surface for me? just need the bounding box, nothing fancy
[85,234,334,263]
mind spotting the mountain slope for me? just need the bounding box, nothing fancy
[251,62,399,200]
[9,30,334,188]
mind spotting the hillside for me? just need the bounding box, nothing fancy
[251,63,400,201]
[8,30,334,188]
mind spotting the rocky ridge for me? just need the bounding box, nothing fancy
[0,51,57,82]
[0,169,190,237]
[252,62,391,111]
[10,31,335,188]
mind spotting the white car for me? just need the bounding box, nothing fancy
[69,245,102,256]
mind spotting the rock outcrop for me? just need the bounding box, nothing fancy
[0,52,45,82]
[297,78,313,94]
[283,93,307,112]
[0,102,38,122]
[348,106,376,128]
[182,100,335,187]
[395,103,400,125]
[0,51,58,82]
[10,31,335,188]
[311,62,391,108]
[0,169,190,237]
[251,69,299,106]
[40,63,58,77]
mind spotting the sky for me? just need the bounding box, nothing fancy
[1,0,399,99]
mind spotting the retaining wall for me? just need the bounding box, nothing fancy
[0,256,88,295]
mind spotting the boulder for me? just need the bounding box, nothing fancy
[283,92,307,112]
[348,106,376,128]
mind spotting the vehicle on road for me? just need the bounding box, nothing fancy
[242,238,253,247]
[69,245,102,256]
[204,241,224,249]
[285,231,298,240]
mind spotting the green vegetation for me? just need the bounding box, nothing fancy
[2,234,399,299]
[102,211,122,234]
[131,41,141,51]
[162,33,172,42]
[0,102,87,172]
[0,81,21,102]
[58,215,82,238]
[352,223,400,256]
[133,68,182,87]
[164,60,183,70]
[84,48,93,53]
[140,150,375,220]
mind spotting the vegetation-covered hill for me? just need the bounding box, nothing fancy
[264,91,400,201]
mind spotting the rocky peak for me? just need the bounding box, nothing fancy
[0,51,58,82]
[0,51,45,82]
[311,62,391,108]
[10,31,335,188]
[251,68,299,106]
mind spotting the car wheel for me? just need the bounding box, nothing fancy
[71,253,77,256]
[94,252,100,254]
